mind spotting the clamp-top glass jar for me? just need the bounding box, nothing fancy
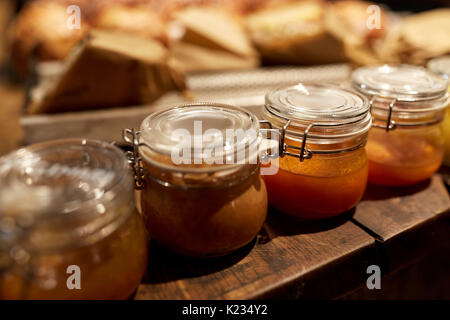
[428,56,450,166]
[352,65,449,186]
[262,83,371,219]
[123,103,268,258]
[0,139,148,299]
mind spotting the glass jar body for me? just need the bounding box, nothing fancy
[263,137,368,219]
[1,210,148,300]
[442,100,450,166]
[140,163,268,258]
[366,124,445,186]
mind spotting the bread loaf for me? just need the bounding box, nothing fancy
[9,0,90,74]
[325,0,392,65]
[246,0,347,65]
[89,0,168,44]
[377,9,450,65]
[168,7,259,73]
[29,30,186,114]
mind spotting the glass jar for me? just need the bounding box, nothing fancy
[428,56,450,166]
[0,139,148,300]
[352,65,449,186]
[262,83,371,219]
[123,103,268,258]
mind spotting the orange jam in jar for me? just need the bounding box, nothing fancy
[428,55,450,166]
[352,65,449,186]
[0,140,148,300]
[262,84,371,219]
[126,103,268,258]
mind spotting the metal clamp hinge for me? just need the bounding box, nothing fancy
[122,129,145,190]
[370,97,397,132]
[259,119,313,163]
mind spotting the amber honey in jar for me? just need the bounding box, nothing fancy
[428,56,450,166]
[352,65,449,186]
[0,139,148,299]
[123,103,268,258]
[262,84,371,219]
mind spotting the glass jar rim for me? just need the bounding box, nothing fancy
[351,64,449,102]
[264,83,372,143]
[138,103,261,173]
[266,83,370,123]
[427,55,450,78]
[0,139,133,252]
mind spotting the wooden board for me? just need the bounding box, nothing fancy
[20,95,265,145]
[337,247,450,299]
[352,175,450,273]
[135,212,376,300]
[439,166,450,188]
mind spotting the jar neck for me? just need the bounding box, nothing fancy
[137,127,262,188]
[141,156,261,189]
[263,105,371,145]
[370,97,448,127]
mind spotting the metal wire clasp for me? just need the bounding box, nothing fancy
[259,120,280,162]
[122,129,145,190]
[369,96,445,130]
[259,119,313,163]
[370,97,397,132]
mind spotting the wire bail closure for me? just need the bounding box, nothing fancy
[122,129,145,190]
[259,119,314,163]
[370,97,397,132]
[369,97,445,131]
[261,105,370,164]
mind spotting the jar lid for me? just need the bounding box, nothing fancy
[351,65,449,101]
[139,103,260,171]
[428,55,450,78]
[265,83,371,142]
[0,139,132,252]
[266,83,369,122]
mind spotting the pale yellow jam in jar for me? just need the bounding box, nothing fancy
[352,65,449,186]
[0,140,148,299]
[428,55,450,166]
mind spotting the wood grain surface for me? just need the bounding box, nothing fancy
[135,211,377,300]
[338,247,450,299]
[135,175,450,300]
[352,175,450,273]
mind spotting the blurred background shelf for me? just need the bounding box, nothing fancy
[19,64,351,145]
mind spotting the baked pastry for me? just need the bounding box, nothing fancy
[224,0,292,15]
[245,0,347,65]
[29,30,186,114]
[89,0,167,44]
[168,7,259,73]
[9,0,90,74]
[0,0,14,65]
[377,8,450,65]
[325,0,392,65]
[158,0,278,16]
[153,0,215,17]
